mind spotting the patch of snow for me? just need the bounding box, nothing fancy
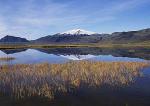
[60,29,97,35]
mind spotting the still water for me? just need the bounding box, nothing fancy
[0,47,150,106]
[0,47,149,64]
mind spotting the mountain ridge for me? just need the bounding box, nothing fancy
[0,28,150,44]
[34,28,150,43]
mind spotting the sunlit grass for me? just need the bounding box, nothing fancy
[0,61,149,100]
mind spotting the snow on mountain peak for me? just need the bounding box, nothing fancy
[60,29,97,35]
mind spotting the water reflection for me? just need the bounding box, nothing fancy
[36,47,150,60]
[0,47,149,65]
[1,49,27,54]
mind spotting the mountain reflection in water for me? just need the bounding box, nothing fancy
[0,47,150,65]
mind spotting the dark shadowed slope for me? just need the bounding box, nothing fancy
[34,34,104,43]
[0,35,29,43]
[107,28,150,43]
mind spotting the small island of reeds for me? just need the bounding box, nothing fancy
[0,57,15,61]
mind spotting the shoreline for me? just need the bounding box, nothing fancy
[0,42,150,49]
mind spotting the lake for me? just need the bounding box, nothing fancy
[0,47,150,64]
[0,47,150,106]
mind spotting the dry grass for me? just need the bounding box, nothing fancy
[0,42,150,49]
[0,61,149,100]
[0,57,15,61]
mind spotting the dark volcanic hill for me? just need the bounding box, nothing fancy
[0,35,29,43]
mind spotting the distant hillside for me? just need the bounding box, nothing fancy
[0,28,150,44]
[0,35,29,43]
[34,28,150,44]
[106,28,150,43]
[35,34,106,43]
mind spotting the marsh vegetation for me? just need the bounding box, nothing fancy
[0,57,15,61]
[0,61,149,100]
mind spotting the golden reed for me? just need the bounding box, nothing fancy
[0,61,149,100]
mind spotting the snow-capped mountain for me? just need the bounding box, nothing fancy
[59,29,97,35]
[35,29,103,43]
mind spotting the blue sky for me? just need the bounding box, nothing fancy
[0,0,150,40]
